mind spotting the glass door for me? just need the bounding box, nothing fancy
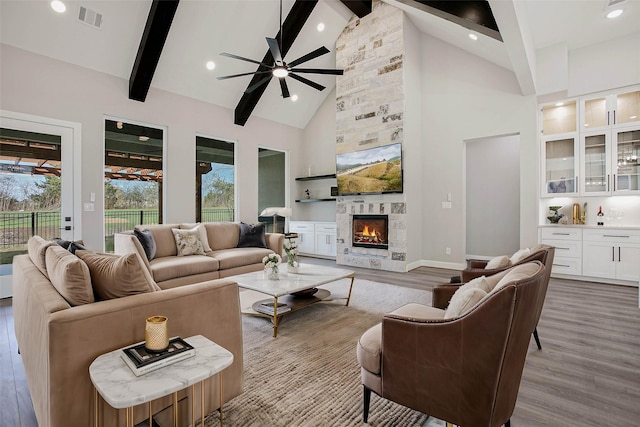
[543,137,578,196]
[580,131,610,195]
[258,148,287,233]
[613,128,640,193]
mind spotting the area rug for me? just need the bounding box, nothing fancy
[204,278,433,427]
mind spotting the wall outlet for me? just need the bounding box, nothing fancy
[84,203,95,212]
[442,201,452,209]
[445,247,451,255]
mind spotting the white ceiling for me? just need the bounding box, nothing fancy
[1,0,639,128]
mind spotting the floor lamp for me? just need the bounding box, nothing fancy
[259,207,292,233]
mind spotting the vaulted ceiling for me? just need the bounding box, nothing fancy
[1,0,639,129]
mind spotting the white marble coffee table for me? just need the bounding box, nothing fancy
[231,263,355,337]
[89,335,233,427]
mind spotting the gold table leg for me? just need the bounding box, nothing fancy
[192,384,196,427]
[94,388,99,427]
[149,401,152,427]
[272,297,280,338]
[345,273,356,306]
[201,380,205,427]
[219,373,224,426]
[173,392,178,427]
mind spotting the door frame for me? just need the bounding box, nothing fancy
[0,110,82,297]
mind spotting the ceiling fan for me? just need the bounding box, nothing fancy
[216,0,343,99]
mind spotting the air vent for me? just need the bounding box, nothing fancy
[78,6,103,29]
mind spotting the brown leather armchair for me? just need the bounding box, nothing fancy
[356,261,547,426]
[435,244,555,349]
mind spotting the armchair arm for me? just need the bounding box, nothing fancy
[432,283,461,309]
[467,259,489,269]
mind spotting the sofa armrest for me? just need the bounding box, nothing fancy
[432,283,462,309]
[266,233,284,256]
[45,279,243,425]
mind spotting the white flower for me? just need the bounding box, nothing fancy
[262,253,281,268]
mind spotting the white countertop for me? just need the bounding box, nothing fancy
[89,335,233,409]
[539,224,640,230]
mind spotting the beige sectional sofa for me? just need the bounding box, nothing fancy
[114,222,285,289]
[12,223,283,427]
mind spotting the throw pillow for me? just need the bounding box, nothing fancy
[237,222,267,248]
[195,223,212,252]
[76,250,159,300]
[459,275,493,294]
[52,238,86,254]
[45,245,94,306]
[485,255,511,269]
[68,241,87,254]
[171,227,206,256]
[134,228,157,261]
[444,287,487,319]
[27,235,56,278]
[509,247,531,265]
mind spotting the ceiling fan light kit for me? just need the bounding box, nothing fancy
[217,0,343,99]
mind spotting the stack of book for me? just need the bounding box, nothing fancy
[121,337,195,376]
[255,301,291,316]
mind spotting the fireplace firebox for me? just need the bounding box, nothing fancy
[352,215,388,249]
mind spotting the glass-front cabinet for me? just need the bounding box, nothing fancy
[580,131,610,195]
[580,87,640,131]
[541,100,579,196]
[614,128,640,193]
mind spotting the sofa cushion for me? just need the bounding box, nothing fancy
[136,224,180,258]
[134,228,157,261]
[237,222,267,248]
[149,255,219,283]
[209,247,273,270]
[76,250,160,300]
[172,227,206,256]
[202,222,240,251]
[357,323,382,375]
[27,235,56,278]
[485,255,511,269]
[389,303,445,321]
[490,262,541,295]
[510,247,531,264]
[444,287,488,319]
[45,245,94,306]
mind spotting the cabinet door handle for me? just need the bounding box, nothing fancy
[607,174,610,192]
[603,235,630,238]
[612,246,615,262]
[613,174,616,191]
[553,263,571,268]
[607,111,610,126]
[552,232,570,236]
[557,247,570,250]
[618,246,621,262]
[575,176,578,193]
[613,109,616,124]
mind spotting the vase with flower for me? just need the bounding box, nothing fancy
[284,240,299,273]
[262,253,282,280]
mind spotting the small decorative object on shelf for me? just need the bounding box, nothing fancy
[305,189,311,199]
[597,206,604,226]
[262,252,282,280]
[547,206,564,224]
[284,240,299,273]
[145,316,169,353]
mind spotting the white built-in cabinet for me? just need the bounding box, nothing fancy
[289,221,336,258]
[541,86,640,197]
[582,229,640,282]
[539,225,640,285]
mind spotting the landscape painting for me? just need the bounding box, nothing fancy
[336,143,403,195]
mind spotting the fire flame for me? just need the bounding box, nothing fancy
[362,225,378,239]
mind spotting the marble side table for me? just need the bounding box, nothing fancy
[89,335,233,427]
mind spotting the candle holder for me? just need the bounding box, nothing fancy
[145,316,169,353]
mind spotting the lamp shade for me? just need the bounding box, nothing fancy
[260,207,292,217]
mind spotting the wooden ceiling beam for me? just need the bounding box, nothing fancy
[234,0,319,126]
[339,0,372,18]
[129,0,180,102]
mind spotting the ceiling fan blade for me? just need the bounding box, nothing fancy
[245,75,273,94]
[279,78,290,98]
[288,73,325,91]
[290,68,344,75]
[220,52,271,68]
[266,37,283,64]
[216,70,271,80]
[287,46,330,68]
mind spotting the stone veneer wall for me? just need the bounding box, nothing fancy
[335,1,408,272]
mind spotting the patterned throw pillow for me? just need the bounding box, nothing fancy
[171,227,206,256]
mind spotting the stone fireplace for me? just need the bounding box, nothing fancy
[352,215,388,249]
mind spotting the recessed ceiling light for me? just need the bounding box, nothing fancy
[206,61,216,70]
[555,102,564,107]
[291,94,299,102]
[139,136,149,142]
[317,23,325,32]
[51,0,66,13]
[468,33,478,41]
[606,9,623,18]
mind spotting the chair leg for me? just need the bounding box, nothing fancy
[363,386,371,423]
[533,327,542,350]
[505,419,511,427]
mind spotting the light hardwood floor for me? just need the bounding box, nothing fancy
[2,259,639,426]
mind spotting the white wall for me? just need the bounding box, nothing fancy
[420,34,539,266]
[0,44,303,250]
